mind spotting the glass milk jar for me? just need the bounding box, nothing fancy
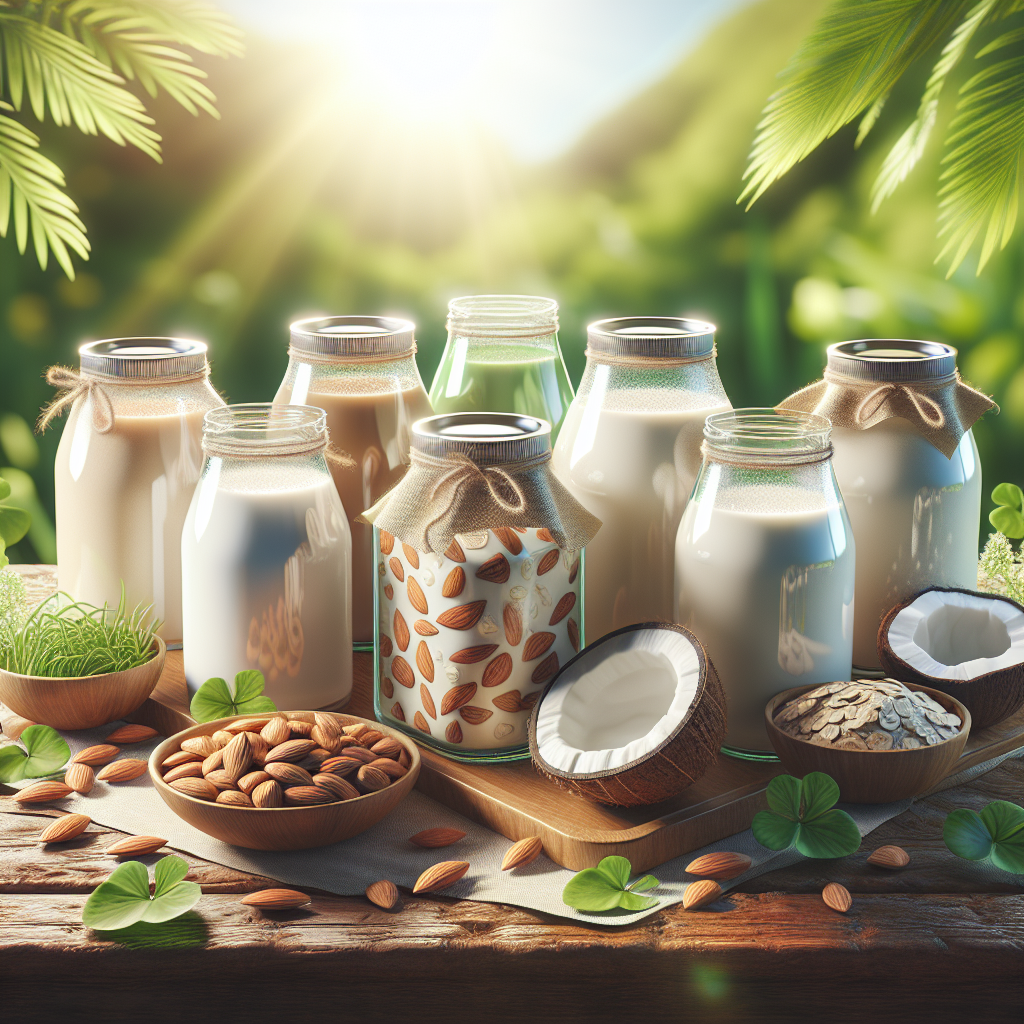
[429,295,574,440]
[675,410,855,757]
[552,317,731,642]
[780,340,991,671]
[181,405,352,710]
[366,413,600,762]
[274,316,432,650]
[52,338,224,644]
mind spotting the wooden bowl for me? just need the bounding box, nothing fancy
[149,711,421,851]
[0,637,166,731]
[764,683,971,803]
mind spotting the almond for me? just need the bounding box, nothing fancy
[420,684,437,720]
[416,640,435,682]
[492,527,522,554]
[169,777,218,801]
[211,730,233,748]
[413,860,470,893]
[241,888,311,910]
[407,576,428,615]
[265,739,317,763]
[501,836,543,870]
[284,785,335,805]
[288,719,314,737]
[531,651,559,684]
[202,749,225,775]
[567,617,580,651]
[264,762,315,787]
[389,556,405,582]
[522,631,556,662]
[537,528,555,542]
[410,827,465,848]
[370,757,407,779]
[180,736,218,758]
[247,735,269,765]
[261,717,291,747]
[379,634,394,658]
[238,770,272,795]
[503,602,523,646]
[380,530,395,555]
[161,750,202,769]
[252,780,284,807]
[343,746,379,764]
[682,879,723,911]
[442,566,465,598]
[401,542,420,568]
[445,721,463,743]
[356,765,391,792]
[370,736,403,759]
[365,879,400,911]
[445,537,466,562]
[319,755,362,776]
[14,781,72,803]
[536,549,559,575]
[685,852,752,880]
[106,835,167,857]
[384,584,394,601]
[822,882,852,913]
[414,619,439,636]
[163,762,205,783]
[493,690,527,713]
[549,591,577,625]
[203,769,239,791]
[482,652,513,688]
[440,682,478,715]
[343,722,368,740]
[40,813,91,844]
[222,732,254,782]
[399,747,412,768]
[450,644,499,665]
[437,600,487,631]
[65,762,95,795]
[391,701,406,721]
[313,712,343,745]
[105,724,160,744]
[225,716,275,734]
[306,747,332,767]
[381,675,394,698]
[867,845,910,869]
[459,705,493,725]
[392,655,415,688]
[73,744,120,767]
[568,557,580,584]
[413,711,431,734]
[313,773,360,800]
[394,609,411,651]
[217,789,253,807]
[96,759,149,783]
[475,553,510,584]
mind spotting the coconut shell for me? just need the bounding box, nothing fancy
[528,622,728,807]
[878,586,1024,729]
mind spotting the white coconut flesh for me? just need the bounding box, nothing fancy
[887,590,1024,680]
[534,629,701,775]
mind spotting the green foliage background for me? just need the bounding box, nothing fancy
[1,0,1021,562]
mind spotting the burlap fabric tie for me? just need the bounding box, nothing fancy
[361,449,601,555]
[778,368,996,458]
[36,366,116,434]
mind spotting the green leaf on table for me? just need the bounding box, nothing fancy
[562,855,661,913]
[990,482,1024,539]
[752,772,861,859]
[82,855,201,930]
[944,800,1024,874]
[0,723,70,781]
[189,670,277,723]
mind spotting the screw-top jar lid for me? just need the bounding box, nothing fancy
[447,295,558,339]
[289,315,416,358]
[79,338,208,379]
[587,317,716,359]
[412,413,551,466]
[827,339,957,382]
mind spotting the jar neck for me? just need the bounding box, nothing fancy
[202,404,328,459]
[702,409,832,468]
[446,295,558,341]
[577,352,728,403]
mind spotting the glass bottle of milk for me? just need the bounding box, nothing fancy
[274,316,432,651]
[675,409,856,758]
[181,405,353,711]
[552,317,731,643]
[53,338,224,645]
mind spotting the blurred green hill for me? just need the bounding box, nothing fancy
[0,0,1019,562]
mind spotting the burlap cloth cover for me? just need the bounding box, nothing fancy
[778,369,995,458]
[361,448,601,555]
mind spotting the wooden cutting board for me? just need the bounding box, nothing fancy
[134,650,1024,873]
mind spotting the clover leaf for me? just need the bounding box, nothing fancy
[990,483,1024,540]
[562,855,661,913]
[0,474,31,569]
[82,855,202,930]
[190,670,277,723]
[944,800,1024,874]
[0,724,70,782]
[752,771,861,859]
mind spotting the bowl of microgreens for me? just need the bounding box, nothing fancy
[0,591,165,730]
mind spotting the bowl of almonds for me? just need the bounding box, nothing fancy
[149,711,420,850]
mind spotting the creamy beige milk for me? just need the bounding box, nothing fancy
[55,399,206,642]
[831,421,982,669]
[553,394,729,641]
[275,380,432,644]
[181,462,352,710]
[676,487,855,752]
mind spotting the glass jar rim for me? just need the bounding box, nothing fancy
[202,403,327,457]
[827,339,957,382]
[704,408,833,464]
[79,337,208,380]
[447,295,558,339]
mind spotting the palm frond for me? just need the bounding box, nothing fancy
[0,112,90,277]
[855,92,889,147]
[740,0,975,208]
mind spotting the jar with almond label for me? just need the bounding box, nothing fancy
[363,413,601,762]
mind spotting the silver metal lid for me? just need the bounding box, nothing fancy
[412,413,551,466]
[587,317,716,358]
[827,339,957,382]
[447,295,558,339]
[79,338,208,379]
[289,315,416,358]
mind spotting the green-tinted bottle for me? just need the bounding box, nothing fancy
[429,295,574,439]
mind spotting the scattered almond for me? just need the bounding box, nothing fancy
[685,852,752,880]
[64,762,95,795]
[412,860,470,894]
[106,835,167,857]
[72,744,120,767]
[682,879,723,911]
[105,724,160,744]
[409,827,466,848]
[14,781,73,804]
[40,813,91,844]
[96,759,149,783]
[365,879,401,911]
[241,888,311,910]
[822,882,852,913]
[867,845,910,869]
[501,836,543,870]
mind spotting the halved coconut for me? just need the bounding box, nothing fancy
[878,586,1024,729]
[528,623,727,807]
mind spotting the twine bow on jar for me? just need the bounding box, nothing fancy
[36,366,115,434]
[853,379,947,430]
[421,451,527,535]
